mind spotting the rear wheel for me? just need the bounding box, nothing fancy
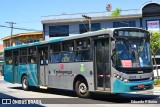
[75,80,90,98]
[22,76,29,91]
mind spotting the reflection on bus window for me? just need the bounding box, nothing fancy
[28,56,36,64]
[61,52,74,62]
[20,56,27,64]
[5,58,12,65]
[120,50,132,60]
[50,43,60,63]
[50,53,60,63]
[75,39,90,61]
[112,40,151,67]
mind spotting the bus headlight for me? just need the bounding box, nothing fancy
[120,77,123,81]
[117,75,120,79]
[124,79,128,83]
[114,73,118,77]
[150,77,152,80]
[114,73,120,79]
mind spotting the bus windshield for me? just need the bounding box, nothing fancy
[112,39,152,68]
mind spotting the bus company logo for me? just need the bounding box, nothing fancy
[2,99,11,104]
[80,64,85,72]
[60,64,64,70]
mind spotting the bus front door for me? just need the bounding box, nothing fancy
[13,50,20,83]
[38,47,48,86]
[95,39,111,91]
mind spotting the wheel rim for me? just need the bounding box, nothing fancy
[79,83,87,94]
[23,78,28,89]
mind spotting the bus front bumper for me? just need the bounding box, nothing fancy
[113,79,154,93]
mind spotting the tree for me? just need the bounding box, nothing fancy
[150,32,160,80]
[110,8,130,26]
[110,8,122,17]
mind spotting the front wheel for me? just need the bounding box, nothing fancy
[75,80,90,98]
[22,76,29,91]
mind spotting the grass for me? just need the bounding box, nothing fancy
[154,79,160,86]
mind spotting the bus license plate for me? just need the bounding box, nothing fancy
[138,84,145,89]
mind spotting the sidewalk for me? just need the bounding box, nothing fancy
[0,76,3,80]
[152,86,160,95]
[130,86,160,95]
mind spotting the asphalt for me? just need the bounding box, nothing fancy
[0,77,160,107]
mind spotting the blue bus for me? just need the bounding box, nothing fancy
[4,27,154,98]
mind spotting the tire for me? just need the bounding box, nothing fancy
[22,76,29,91]
[75,80,90,98]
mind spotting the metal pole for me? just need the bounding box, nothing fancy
[82,15,92,32]
[89,18,91,31]
[6,22,16,47]
[10,23,13,46]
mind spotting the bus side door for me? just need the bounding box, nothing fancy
[38,47,48,86]
[13,50,20,83]
[94,38,111,91]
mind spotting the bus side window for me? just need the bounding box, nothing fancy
[20,48,27,64]
[61,42,74,62]
[75,39,90,61]
[50,43,61,63]
[5,50,12,65]
[51,53,60,63]
[28,47,37,64]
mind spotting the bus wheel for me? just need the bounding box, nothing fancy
[75,80,90,98]
[22,76,29,91]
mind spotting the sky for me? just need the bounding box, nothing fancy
[0,0,160,44]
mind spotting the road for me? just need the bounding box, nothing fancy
[0,78,160,107]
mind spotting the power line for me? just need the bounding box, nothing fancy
[0,25,41,32]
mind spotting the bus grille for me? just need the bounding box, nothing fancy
[123,70,151,74]
[129,78,150,81]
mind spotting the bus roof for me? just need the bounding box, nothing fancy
[4,27,145,51]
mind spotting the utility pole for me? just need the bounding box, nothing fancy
[6,22,16,46]
[82,15,92,31]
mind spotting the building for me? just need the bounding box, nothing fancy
[0,44,4,76]
[1,32,43,47]
[42,1,160,40]
[1,32,43,75]
[41,1,160,64]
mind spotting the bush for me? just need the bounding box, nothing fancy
[154,79,160,85]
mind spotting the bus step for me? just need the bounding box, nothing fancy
[95,90,110,93]
[39,86,48,89]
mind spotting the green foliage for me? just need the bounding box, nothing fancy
[0,52,3,56]
[100,28,106,30]
[150,32,160,80]
[110,8,122,17]
[150,32,160,55]
[154,79,160,85]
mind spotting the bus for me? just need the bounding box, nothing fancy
[4,27,154,98]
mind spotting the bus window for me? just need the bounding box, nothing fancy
[20,48,27,55]
[28,47,37,64]
[28,56,36,64]
[62,42,74,51]
[61,42,74,62]
[75,39,90,61]
[50,43,60,63]
[20,48,27,64]
[5,50,12,65]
